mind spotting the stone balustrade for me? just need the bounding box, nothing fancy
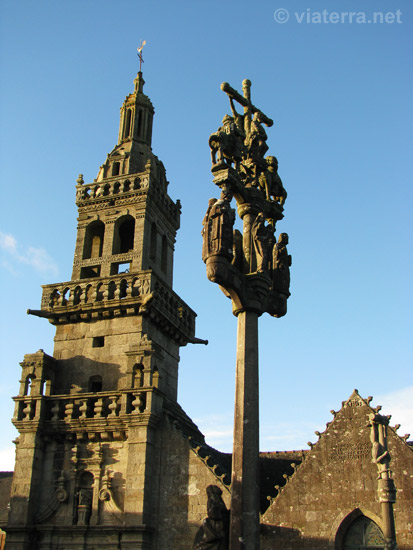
[39,272,195,338]
[75,175,149,204]
[75,174,180,221]
[14,389,153,424]
[41,272,152,311]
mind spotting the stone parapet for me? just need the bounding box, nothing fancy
[75,172,180,228]
[13,388,163,432]
[36,271,195,343]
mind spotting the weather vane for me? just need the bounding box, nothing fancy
[137,40,147,72]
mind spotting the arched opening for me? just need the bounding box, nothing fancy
[150,222,157,261]
[73,286,82,305]
[343,516,385,549]
[137,109,143,138]
[41,379,52,396]
[133,364,144,388]
[124,108,132,138]
[83,220,105,260]
[24,375,35,396]
[88,375,102,393]
[112,215,135,255]
[161,235,168,273]
[336,512,385,550]
[112,162,120,176]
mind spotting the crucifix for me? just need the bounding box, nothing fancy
[203,80,291,550]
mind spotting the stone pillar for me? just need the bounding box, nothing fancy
[369,412,397,550]
[229,310,260,550]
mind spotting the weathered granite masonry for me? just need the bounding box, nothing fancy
[4,63,412,550]
[261,390,413,549]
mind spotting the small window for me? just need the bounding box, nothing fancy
[80,265,100,279]
[92,336,105,348]
[110,262,131,275]
[88,375,102,393]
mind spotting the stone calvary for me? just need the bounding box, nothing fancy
[202,80,291,550]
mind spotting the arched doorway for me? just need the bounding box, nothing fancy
[343,516,385,549]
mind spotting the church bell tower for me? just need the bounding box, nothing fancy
[7,64,201,550]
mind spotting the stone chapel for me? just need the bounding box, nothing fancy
[2,68,412,550]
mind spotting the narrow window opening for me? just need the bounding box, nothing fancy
[161,235,168,273]
[112,162,120,176]
[124,109,132,138]
[83,221,105,260]
[150,222,157,261]
[137,110,143,137]
[119,219,135,253]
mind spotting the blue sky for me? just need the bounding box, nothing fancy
[0,0,412,469]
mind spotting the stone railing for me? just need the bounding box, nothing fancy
[14,389,156,424]
[39,271,195,339]
[41,272,152,311]
[75,174,180,222]
[75,174,150,204]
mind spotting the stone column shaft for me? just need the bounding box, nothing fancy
[381,500,397,549]
[229,310,260,550]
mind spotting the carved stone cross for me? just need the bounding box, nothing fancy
[203,80,291,550]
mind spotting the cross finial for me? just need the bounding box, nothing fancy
[137,40,147,72]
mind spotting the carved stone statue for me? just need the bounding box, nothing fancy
[260,156,287,206]
[252,213,273,273]
[209,115,244,170]
[193,485,229,550]
[245,111,268,163]
[272,233,291,296]
[202,194,235,261]
[369,413,391,479]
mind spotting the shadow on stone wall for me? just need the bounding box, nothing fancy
[53,356,122,393]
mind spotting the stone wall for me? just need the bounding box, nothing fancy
[261,392,413,549]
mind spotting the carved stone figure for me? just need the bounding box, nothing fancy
[209,115,244,169]
[246,111,268,161]
[202,195,235,261]
[272,233,291,296]
[369,413,391,479]
[252,213,273,273]
[193,485,229,550]
[261,156,287,205]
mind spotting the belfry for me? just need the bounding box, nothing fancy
[6,64,207,549]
